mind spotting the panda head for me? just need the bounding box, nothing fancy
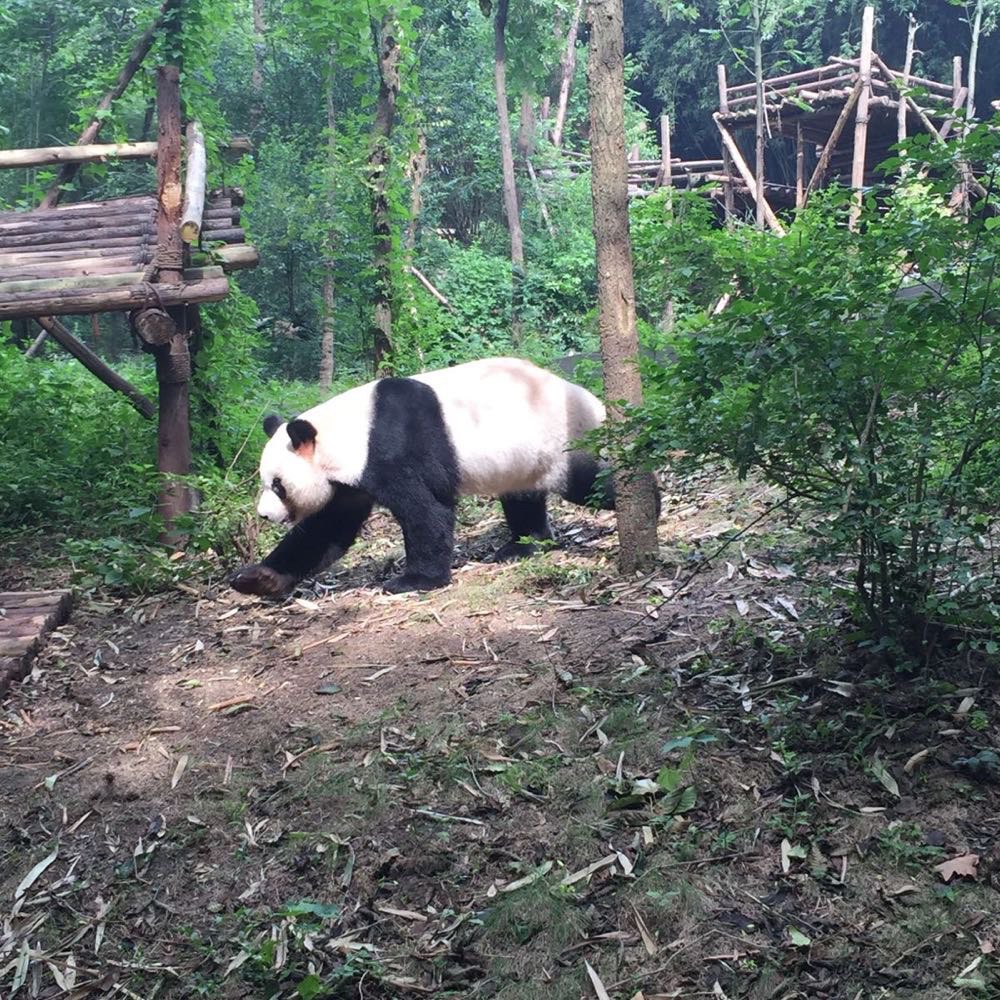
[256,413,334,524]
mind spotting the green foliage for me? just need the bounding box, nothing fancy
[631,123,1000,658]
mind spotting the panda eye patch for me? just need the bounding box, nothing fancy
[271,478,287,500]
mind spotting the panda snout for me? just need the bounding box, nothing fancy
[257,491,291,524]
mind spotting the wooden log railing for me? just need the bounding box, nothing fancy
[0,141,158,169]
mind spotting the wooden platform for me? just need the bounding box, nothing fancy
[0,590,72,696]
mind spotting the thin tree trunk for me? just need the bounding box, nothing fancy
[967,0,983,118]
[251,0,266,136]
[493,0,525,343]
[404,129,428,255]
[753,1,765,231]
[552,0,584,149]
[369,10,401,373]
[319,47,336,390]
[518,91,536,156]
[587,0,659,576]
[899,16,917,144]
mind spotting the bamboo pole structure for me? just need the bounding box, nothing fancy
[849,6,875,230]
[717,65,735,224]
[0,142,157,170]
[713,115,786,235]
[804,78,864,200]
[726,61,844,93]
[33,316,155,419]
[659,114,672,191]
[409,265,453,309]
[180,121,207,243]
[795,123,804,207]
[872,54,944,144]
[524,160,556,237]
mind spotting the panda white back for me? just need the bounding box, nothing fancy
[411,357,606,496]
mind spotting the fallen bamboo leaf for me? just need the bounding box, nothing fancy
[376,904,427,921]
[15,846,58,899]
[364,665,397,682]
[871,755,900,797]
[935,853,979,883]
[171,754,189,790]
[632,905,657,955]
[414,808,485,826]
[903,747,934,774]
[584,960,612,1000]
[500,860,554,893]
[208,694,255,713]
[561,854,617,886]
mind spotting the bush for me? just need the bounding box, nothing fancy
[632,123,1000,661]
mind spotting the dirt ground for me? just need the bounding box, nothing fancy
[2,472,999,1000]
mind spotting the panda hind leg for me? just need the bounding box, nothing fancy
[493,491,553,562]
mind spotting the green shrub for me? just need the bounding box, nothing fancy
[631,122,1000,660]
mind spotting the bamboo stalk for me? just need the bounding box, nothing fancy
[659,114,672,190]
[712,116,786,234]
[717,64,735,224]
[831,55,954,94]
[0,141,158,170]
[180,121,207,243]
[795,123,804,207]
[849,6,875,231]
[899,16,917,144]
[726,73,856,107]
[0,275,230,320]
[32,316,155,419]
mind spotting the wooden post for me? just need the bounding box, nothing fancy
[659,113,672,190]
[152,64,193,538]
[0,142,158,169]
[180,121,207,243]
[795,123,804,207]
[713,116,786,235]
[898,16,917,145]
[849,5,875,231]
[717,65,735,224]
[953,56,963,107]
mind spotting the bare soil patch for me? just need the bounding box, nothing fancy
[2,474,999,999]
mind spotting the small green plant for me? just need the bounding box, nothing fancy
[877,822,945,871]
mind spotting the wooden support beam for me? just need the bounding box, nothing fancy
[180,121,207,243]
[849,5,875,230]
[32,316,155,419]
[524,160,556,238]
[199,243,260,272]
[726,61,844,94]
[940,87,969,140]
[712,115,786,235]
[804,78,864,201]
[408,265,453,309]
[0,141,158,170]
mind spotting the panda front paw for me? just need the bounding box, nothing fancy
[490,539,540,562]
[382,572,451,594]
[229,564,298,599]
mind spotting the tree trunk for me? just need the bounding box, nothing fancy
[369,9,401,374]
[552,0,584,149]
[967,0,983,118]
[153,64,194,540]
[251,0,266,136]
[319,47,336,390]
[493,0,525,343]
[753,0,765,231]
[518,92,536,157]
[587,0,659,576]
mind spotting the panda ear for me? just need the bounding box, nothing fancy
[286,418,318,457]
[263,414,283,438]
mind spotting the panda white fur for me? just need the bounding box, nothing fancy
[230,356,636,598]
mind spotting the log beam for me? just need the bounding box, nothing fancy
[0,141,158,170]
[32,316,155,419]
[804,78,864,201]
[849,5,875,230]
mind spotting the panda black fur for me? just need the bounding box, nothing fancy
[230,357,648,598]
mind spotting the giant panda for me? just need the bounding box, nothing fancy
[229,356,651,598]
